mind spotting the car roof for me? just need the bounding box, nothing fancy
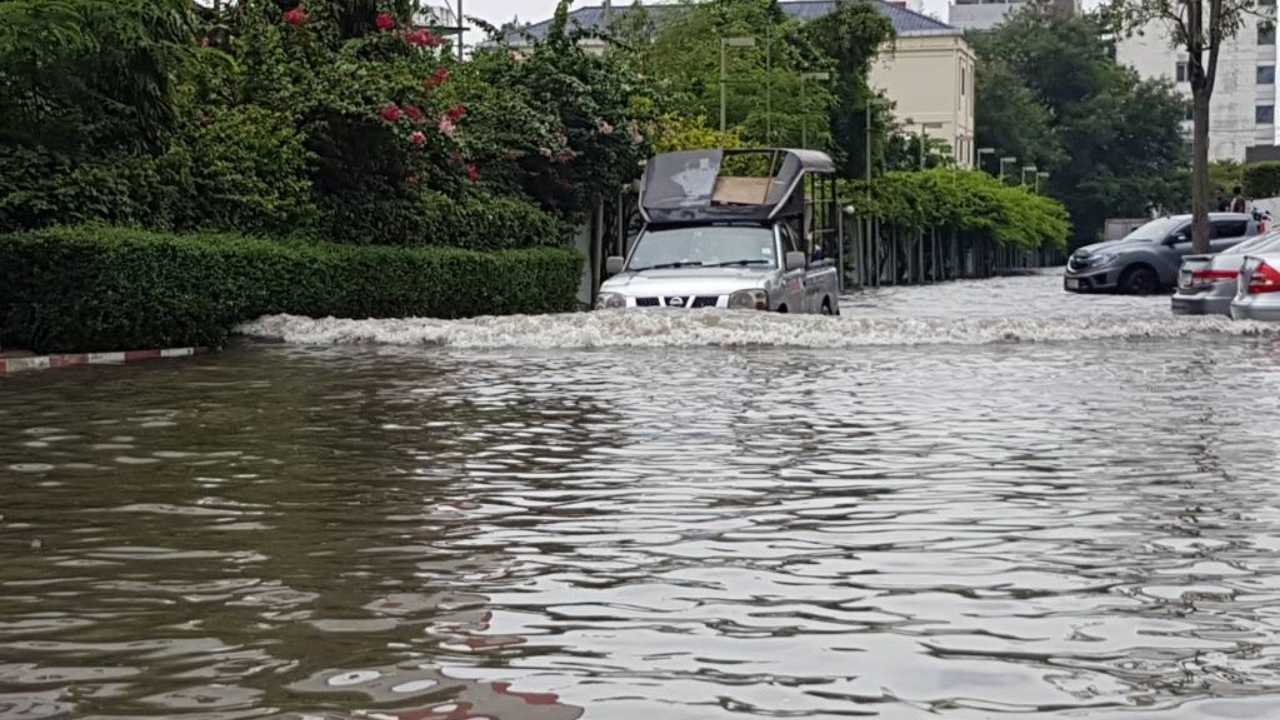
[1165,213,1252,221]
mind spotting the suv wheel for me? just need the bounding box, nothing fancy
[1119,265,1160,295]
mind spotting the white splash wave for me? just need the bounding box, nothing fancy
[235,310,1280,349]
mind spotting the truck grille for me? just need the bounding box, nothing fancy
[632,296,721,308]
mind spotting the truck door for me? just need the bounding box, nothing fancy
[778,222,807,312]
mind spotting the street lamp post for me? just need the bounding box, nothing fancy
[976,147,995,174]
[720,36,755,133]
[998,156,1017,182]
[799,71,830,149]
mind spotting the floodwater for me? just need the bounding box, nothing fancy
[6,273,1280,719]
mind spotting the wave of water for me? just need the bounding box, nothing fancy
[236,309,1280,349]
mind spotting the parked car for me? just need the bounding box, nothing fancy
[1172,231,1280,316]
[1230,251,1280,320]
[1064,213,1261,294]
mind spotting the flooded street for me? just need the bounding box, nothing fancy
[8,272,1280,719]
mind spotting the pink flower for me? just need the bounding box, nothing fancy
[283,6,309,25]
[404,105,425,124]
[466,164,480,182]
[425,67,451,89]
[409,131,427,146]
[406,28,443,47]
[446,104,467,123]
[438,116,456,136]
[380,103,402,123]
[407,174,420,186]
[597,119,615,135]
[376,12,396,30]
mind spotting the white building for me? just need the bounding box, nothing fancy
[948,0,1076,31]
[1117,10,1279,161]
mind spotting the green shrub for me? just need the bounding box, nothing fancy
[1243,161,1280,199]
[0,225,583,354]
[842,169,1071,250]
[320,191,574,249]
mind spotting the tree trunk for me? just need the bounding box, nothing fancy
[1191,90,1212,255]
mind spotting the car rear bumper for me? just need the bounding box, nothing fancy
[1171,293,1232,316]
[1231,297,1280,321]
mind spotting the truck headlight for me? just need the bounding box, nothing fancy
[728,289,769,310]
[595,292,625,309]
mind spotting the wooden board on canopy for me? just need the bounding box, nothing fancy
[712,176,772,206]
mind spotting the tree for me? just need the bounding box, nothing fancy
[1103,0,1256,253]
[970,8,1189,244]
[605,0,835,148]
[804,0,895,178]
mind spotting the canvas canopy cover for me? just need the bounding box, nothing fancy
[640,149,835,226]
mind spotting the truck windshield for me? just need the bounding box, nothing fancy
[628,226,776,271]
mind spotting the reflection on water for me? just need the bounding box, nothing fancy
[5,274,1280,718]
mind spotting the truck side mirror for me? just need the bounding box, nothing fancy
[785,250,807,271]
[605,256,625,276]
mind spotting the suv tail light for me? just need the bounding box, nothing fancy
[1248,261,1280,294]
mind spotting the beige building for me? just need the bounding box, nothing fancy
[870,31,977,167]
[510,1,977,166]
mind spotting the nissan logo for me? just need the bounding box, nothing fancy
[667,297,685,307]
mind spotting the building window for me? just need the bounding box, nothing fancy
[1176,61,1188,82]
[1261,21,1276,45]
[1185,103,1195,122]
[1260,65,1276,84]
[961,66,967,96]
[1257,104,1275,125]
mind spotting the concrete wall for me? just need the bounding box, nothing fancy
[1117,13,1279,162]
[870,33,977,167]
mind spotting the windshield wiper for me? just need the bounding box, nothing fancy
[629,261,704,272]
[710,259,772,267]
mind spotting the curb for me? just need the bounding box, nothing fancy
[0,347,208,376]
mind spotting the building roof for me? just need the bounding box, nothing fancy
[510,1,960,43]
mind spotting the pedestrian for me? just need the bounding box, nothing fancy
[1215,189,1228,212]
[1231,185,1248,213]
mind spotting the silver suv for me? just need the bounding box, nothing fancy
[1064,213,1260,294]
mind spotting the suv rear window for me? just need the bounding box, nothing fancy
[1211,220,1249,239]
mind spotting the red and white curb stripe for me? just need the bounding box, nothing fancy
[0,347,207,376]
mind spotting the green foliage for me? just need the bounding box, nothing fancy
[0,0,200,150]
[175,105,320,233]
[844,169,1071,250]
[604,0,835,149]
[1243,162,1280,199]
[1210,160,1245,198]
[321,190,574,249]
[650,114,744,153]
[805,0,895,176]
[462,6,656,218]
[971,8,1188,244]
[0,225,584,354]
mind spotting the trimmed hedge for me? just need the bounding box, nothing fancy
[1243,161,1280,200]
[0,226,583,354]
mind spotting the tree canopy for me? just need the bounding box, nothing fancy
[971,7,1188,245]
